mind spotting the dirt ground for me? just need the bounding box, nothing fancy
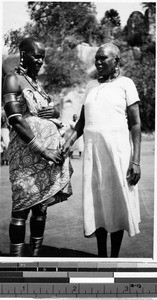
[0,136,155,258]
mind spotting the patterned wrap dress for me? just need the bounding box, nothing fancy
[82,76,141,237]
[8,87,73,212]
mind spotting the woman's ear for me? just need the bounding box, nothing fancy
[115,57,120,65]
[20,51,25,60]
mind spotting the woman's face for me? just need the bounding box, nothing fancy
[22,42,45,77]
[95,46,117,78]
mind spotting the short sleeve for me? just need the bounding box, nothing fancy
[125,77,140,107]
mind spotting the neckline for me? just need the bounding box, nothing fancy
[98,75,121,85]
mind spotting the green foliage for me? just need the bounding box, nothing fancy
[27,2,98,45]
[3,2,155,132]
[44,44,88,93]
[101,9,121,27]
[98,9,121,44]
[3,23,37,54]
[142,2,156,13]
[4,29,24,54]
[125,12,147,47]
[120,44,155,132]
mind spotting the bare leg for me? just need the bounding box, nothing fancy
[110,230,124,257]
[95,227,108,257]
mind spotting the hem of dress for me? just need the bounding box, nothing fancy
[84,227,140,238]
[12,180,72,212]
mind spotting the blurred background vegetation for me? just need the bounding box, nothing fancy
[2,2,155,132]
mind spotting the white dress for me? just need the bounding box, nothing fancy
[82,76,141,237]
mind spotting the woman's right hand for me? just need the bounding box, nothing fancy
[42,149,64,165]
[61,139,72,157]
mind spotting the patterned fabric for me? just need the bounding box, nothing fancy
[8,88,73,211]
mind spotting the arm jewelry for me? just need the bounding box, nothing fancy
[27,137,45,154]
[3,93,22,123]
[131,160,140,166]
[67,131,78,146]
[4,93,46,155]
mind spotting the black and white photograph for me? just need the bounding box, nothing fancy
[1,0,156,260]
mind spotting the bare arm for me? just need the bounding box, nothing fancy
[3,74,63,164]
[3,74,35,143]
[3,74,34,143]
[62,106,85,154]
[75,106,85,138]
[127,102,141,185]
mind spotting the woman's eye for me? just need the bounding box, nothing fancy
[96,56,107,62]
[32,55,44,59]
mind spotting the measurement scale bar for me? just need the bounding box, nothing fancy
[70,277,114,283]
[0,262,157,297]
[0,282,157,297]
[114,272,157,278]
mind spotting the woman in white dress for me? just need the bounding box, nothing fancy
[62,43,141,257]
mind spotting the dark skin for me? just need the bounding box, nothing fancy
[63,45,141,186]
[62,44,141,257]
[3,40,63,165]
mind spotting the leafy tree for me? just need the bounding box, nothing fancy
[99,9,121,43]
[125,11,147,46]
[44,44,88,93]
[3,23,35,54]
[3,2,98,92]
[142,2,156,13]
[3,2,155,132]
[121,45,155,132]
[27,2,98,46]
[101,9,121,27]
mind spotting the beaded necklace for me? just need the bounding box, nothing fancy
[16,66,50,102]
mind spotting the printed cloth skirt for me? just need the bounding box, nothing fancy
[8,116,73,211]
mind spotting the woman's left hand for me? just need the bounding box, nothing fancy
[38,106,60,119]
[126,162,141,186]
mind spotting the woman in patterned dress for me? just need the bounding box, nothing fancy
[62,43,141,258]
[3,38,73,256]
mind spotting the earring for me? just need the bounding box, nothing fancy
[19,54,27,74]
[20,57,23,67]
[114,66,120,78]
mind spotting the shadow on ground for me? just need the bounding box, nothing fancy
[0,244,98,257]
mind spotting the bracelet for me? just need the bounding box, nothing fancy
[27,137,45,154]
[131,160,140,166]
[67,137,75,146]
[7,113,22,121]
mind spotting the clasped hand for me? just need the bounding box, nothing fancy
[38,106,60,119]
[61,139,72,157]
[126,162,141,186]
[42,148,64,166]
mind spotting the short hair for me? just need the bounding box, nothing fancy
[98,43,120,60]
[19,38,44,53]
